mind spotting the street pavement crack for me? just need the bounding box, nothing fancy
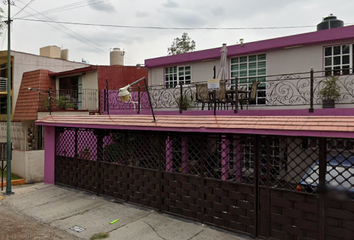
[50,207,99,224]
[107,212,151,234]
[187,229,204,240]
[143,220,167,240]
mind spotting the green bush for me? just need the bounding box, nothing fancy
[319,76,341,101]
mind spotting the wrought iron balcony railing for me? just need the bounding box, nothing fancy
[101,68,354,114]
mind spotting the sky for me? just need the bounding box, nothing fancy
[1,0,353,66]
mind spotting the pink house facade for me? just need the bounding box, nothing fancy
[134,24,354,111]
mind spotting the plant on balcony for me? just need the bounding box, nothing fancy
[318,76,341,108]
[44,99,51,110]
[176,94,191,110]
[66,102,75,110]
[56,95,67,109]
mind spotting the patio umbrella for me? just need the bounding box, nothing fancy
[217,43,228,81]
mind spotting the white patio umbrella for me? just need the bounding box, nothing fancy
[217,43,228,81]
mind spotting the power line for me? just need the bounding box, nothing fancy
[14,18,320,30]
[18,0,111,19]
[12,0,35,18]
[14,0,109,54]
[14,2,138,64]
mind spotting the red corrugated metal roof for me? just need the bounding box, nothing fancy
[36,115,354,138]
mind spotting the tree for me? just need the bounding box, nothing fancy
[168,32,196,55]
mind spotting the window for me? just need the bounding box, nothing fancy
[0,96,6,114]
[230,54,266,104]
[165,66,191,88]
[324,44,353,76]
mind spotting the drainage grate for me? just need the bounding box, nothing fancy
[69,226,86,233]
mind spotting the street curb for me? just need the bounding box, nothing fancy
[1,179,25,187]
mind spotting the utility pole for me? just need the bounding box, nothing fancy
[5,0,13,195]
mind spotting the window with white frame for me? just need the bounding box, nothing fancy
[165,66,191,88]
[324,44,353,76]
[230,54,266,104]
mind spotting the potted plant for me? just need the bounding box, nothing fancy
[56,95,67,110]
[66,102,75,110]
[44,99,51,110]
[318,76,341,108]
[176,94,191,110]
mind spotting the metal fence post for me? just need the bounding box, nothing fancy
[74,128,78,188]
[309,68,314,113]
[179,82,183,114]
[200,135,206,223]
[106,79,109,115]
[95,130,103,196]
[138,84,141,114]
[253,135,261,238]
[234,77,239,114]
[213,89,217,116]
[48,88,52,115]
[318,138,326,240]
[123,133,128,202]
[158,134,163,213]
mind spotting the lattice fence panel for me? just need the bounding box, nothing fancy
[325,200,354,240]
[126,167,160,209]
[203,179,255,235]
[265,189,319,240]
[161,172,203,221]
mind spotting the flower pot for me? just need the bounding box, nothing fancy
[322,99,335,108]
[66,107,75,111]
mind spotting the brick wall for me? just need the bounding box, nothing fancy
[13,69,54,121]
[97,66,148,92]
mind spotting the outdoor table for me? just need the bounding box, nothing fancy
[226,89,248,109]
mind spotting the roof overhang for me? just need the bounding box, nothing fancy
[36,115,354,138]
[145,25,354,68]
[49,66,97,77]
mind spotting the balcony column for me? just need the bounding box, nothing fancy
[166,136,173,172]
[182,137,189,173]
[221,136,230,181]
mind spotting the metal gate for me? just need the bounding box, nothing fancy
[54,128,354,239]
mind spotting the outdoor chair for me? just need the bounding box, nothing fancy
[212,80,230,110]
[241,81,260,110]
[195,83,212,110]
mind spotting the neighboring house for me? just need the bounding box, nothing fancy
[5,47,147,183]
[144,17,354,107]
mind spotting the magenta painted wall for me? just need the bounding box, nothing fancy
[105,108,354,117]
[44,126,55,185]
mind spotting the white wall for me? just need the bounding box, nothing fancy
[11,51,89,110]
[148,59,221,86]
[266,45,323,75]
[81,70,98,90]
[148,40,354,86]
[12,150,44,183]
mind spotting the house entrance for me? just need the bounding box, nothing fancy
[54,128,354,239]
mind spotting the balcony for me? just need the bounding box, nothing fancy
[38,89,99,112]
[0,77,7,92]
[101,68,354,116]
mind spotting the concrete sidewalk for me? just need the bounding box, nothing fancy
[2,183,251,240]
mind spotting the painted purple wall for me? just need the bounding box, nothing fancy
[145,25,354,68]
[44,126,55,185]
[104,108,354,117]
